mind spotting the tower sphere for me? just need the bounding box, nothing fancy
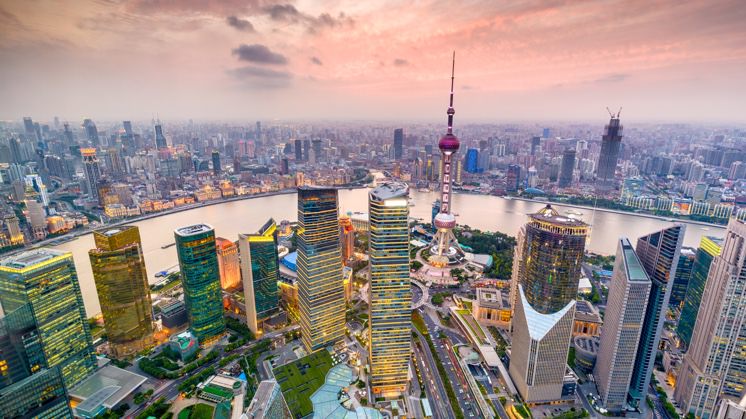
[439,132,460,152]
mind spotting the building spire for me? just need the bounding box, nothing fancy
[447,51,455,135]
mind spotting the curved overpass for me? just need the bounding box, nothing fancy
[411,278,429,309]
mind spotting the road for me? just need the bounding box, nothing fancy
[413,330,454,419]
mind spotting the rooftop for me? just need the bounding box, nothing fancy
[70,360,147,411]
[621,238,649,282]
[175,223,214,237]
[0,248,69,270]
[369,182,409,202]
[529,204,588,228]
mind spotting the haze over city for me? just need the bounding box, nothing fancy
[2,0,746,122]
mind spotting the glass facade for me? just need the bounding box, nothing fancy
[89,226,154,357]
[215,237,241,290]
[628,225,684,407]
[669,247,695,310]
[596,116,623,185]
[175,224,225,345]
[297,187,345,353]
[368,183,411,396]
[677,236,723,347]
[0,249,96,390]
[240,219,280,334]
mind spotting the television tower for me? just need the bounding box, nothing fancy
[430,52,464,267]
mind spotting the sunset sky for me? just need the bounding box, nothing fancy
[1,0,745,122]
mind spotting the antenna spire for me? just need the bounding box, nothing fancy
[447,51,456,135]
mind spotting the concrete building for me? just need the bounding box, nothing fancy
[472,287,511,329]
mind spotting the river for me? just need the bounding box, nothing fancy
[51,188,725,316]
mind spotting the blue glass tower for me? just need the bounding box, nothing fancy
[465,148,479,173]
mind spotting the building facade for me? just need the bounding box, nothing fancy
[596,113,623,186]
[175,224,225,345]
[367,183,411,396]
[670,247,696,310]
[678,236,724,347]
[216,237,241,290]
[89,226,154,357]
[239,219,281,335]
[81,148,101,202]
[595,238,651,412]
[297,187,345,353]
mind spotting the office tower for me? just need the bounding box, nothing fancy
[530,136,541,155]
[280,158,289,175]
[393,128,403,160]
[558,148,576,187]
[239,219,280,335]
[81,147,101,202]
[22,117,35,137]
[368,183,411,396]
[215,238,241,290]
[3,215,23,246]
[303,140,310,162]
[716,396,746,419]
[175,224,225,345]
[123,120,133,137]
[297,187,345,353]
[595,238,651,412]
[8,137,22,164]
[509,204,588,403]
[212,150,221,175]
[245,379,291,418]
[294,139,303,161]
[83,118,99,146]
[89,226,154,357]
[154,123,168,149]
[465,148,479,173]
[24,174,49,207]
[0,249,96,389]
[24,199,47,240]
[676,220,746,418]
[678,236,724,347]
[339,215,355,265]
[430,54,463,267]
[507,164,521,193]
[628,225,684,408]
[670,247,696,310]
[596,110,623,186]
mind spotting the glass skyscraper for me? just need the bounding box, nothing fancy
[368,183,411,396]
[669,246,696,310]
[596,113,623,186]
[175,224,225,345]
[297,187,345,353]
[0,249,96,390]
[628,225,684,408]
[677,236,723,347]
[239,219,280,335]
[89,226,154,358]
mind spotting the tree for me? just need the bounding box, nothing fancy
[410,260,423,271]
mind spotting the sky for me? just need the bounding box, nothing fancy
[1,0,745,123]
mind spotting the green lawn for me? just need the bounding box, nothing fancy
[201,384,233,400]
[456,309,488,344]
[273,350,334,418]
[189,403,214,419]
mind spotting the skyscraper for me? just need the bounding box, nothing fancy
[675,219,746,418]
[239,219,280,335]
[628,224,684,408]
[154,123,168,149]
[509,204,588,403]
[393,128,403,160]
[339,215,355,265]
[245,379,291,418]
[506,164,521,193]
[368,183,411,396]
[430,53,463,267]
[594,238,651,412]
[294,139,303,161]
[83,118,99,147]
[678,236,724,347]
[558,148,576,187]
[0,249,96,389]
[212,150,221,175]
[297,187,345,353]
[89,226,154,357]
[215,237,241,290]
[175,224,225,345]
[465,148,479,173]
[81,147,101,202]
[670,246,696,310]
[596,110,623,187]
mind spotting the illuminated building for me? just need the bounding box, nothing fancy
[89,226,154,357]
[429,53,464,267]
[339,215,355,265]
[81,148,101,202]
[677,236,723,347]
[239,219,280,335]
[472,287,511,329]
[670,247,695,310]
[215,237,241,290]
[175,224,225,345]
[676,220,746,418]
[297,187,345,353]
[595,238,651,412]
[368,182,411,396]
[0,249,96,389]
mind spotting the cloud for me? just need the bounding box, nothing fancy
[124,0,265,16]
[594,73,629,83]
[310,56,323,65]
[263,4,354,33]
[232,44,287,65]
[264,4,303,22]
[228,65,292,88]
[226,16,255,32]
[393,58,409,67]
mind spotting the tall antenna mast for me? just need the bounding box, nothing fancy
[447,51,456,135]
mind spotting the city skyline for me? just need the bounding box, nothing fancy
[1,1,746,122]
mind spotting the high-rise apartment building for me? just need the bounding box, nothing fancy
[676,219,746,418]
[89,226,154,357]
[368,183,411,396]
[215,237,241,290]
[239,219,280,335]
[0,249,96,389]
[678,236,723,347]
[595,238,651,412]
[509,205,588,403]
[558,148,576,187]
[627,225,684,408]
[596,112,623,186]
[82,147,101,202]
[339,215,355,265]
[393,128,403,160]
[175,224,225,345]
[297,187,345,353]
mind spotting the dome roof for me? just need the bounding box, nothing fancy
[439,133,460,152]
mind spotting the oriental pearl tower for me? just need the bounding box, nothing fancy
[429,52,464,268]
